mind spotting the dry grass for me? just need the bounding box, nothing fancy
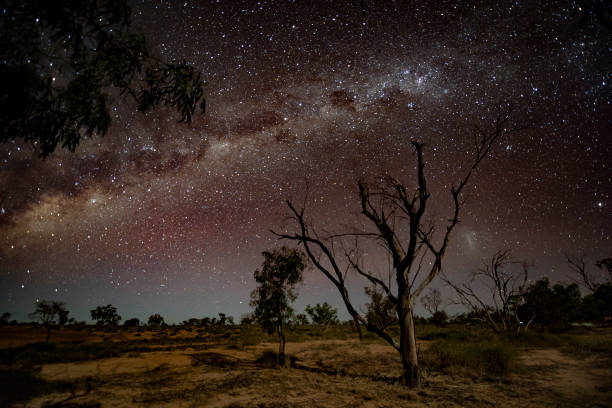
[0,325,610,407]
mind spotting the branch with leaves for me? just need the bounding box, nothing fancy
[0,0,206,156]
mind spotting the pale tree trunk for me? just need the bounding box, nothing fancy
[399,295,419,387]
[274,107,520,387]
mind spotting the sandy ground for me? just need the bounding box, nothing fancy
[9,338,611,408]
[519,348,612,404]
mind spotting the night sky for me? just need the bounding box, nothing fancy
[1,0,610,324]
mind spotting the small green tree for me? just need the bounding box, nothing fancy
[91,304,121,326]
[305,302,339,326]
[29,301,70,342]
[293,313,309,325]
[217,313,233,326]
[364,285,397,331]
[580,283,612,323]
[250,247,307,365]
[147,314,164,328]
[123,318,140,327]
[519,278,582,331]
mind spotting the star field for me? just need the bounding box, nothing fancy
[1,0,610,323]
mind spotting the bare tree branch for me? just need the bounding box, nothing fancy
[273,103,522,386]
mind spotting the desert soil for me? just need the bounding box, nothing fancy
[11,338,611,408]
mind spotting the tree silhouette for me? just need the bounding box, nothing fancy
[147,313,164,327]
[567,254,612,291]
[421,288,447,326]
[0,312,10,328]
[364,285,397,332]
[250,247,307,366]
[293,313,309,325]
[581,282,612,323]
[29,300,70,342]
[0,0,206,157]
[519,278,582,331]
[123,318,140,327]
[90,304,121,326]
[420,288,442,316]
[305,302,339,326]
[273,104,523,386]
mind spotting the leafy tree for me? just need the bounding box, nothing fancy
[305,302,339,326]
[293,313,309,325]
[519,278,582,331]
[580,283,612,323]
[147,314,164,327]
[364,285,397,331]
[183,318,201,327]
[239,314,255,325]
[217,313,234,326]
[29,300,70,342]
[123,318,140,327]
[0,0,205,157]
[250,247,307,365]
[430,310,449,326]
[90,304,121,326]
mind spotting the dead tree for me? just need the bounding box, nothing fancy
[421,288,443,317]
[444,249,533,333]
[273,104,523,387]
[567,254,596,291]
[567,254,612,292]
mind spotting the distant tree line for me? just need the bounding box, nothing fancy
[445,252,612,333]
[181,313,235,327]
[4,254,608,347]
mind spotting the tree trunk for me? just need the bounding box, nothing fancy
[399,298,420,387]
[351,316,363,340]
[277,323,286,366]
[45,325,51,343]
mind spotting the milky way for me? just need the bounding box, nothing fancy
[1,0,610,323]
